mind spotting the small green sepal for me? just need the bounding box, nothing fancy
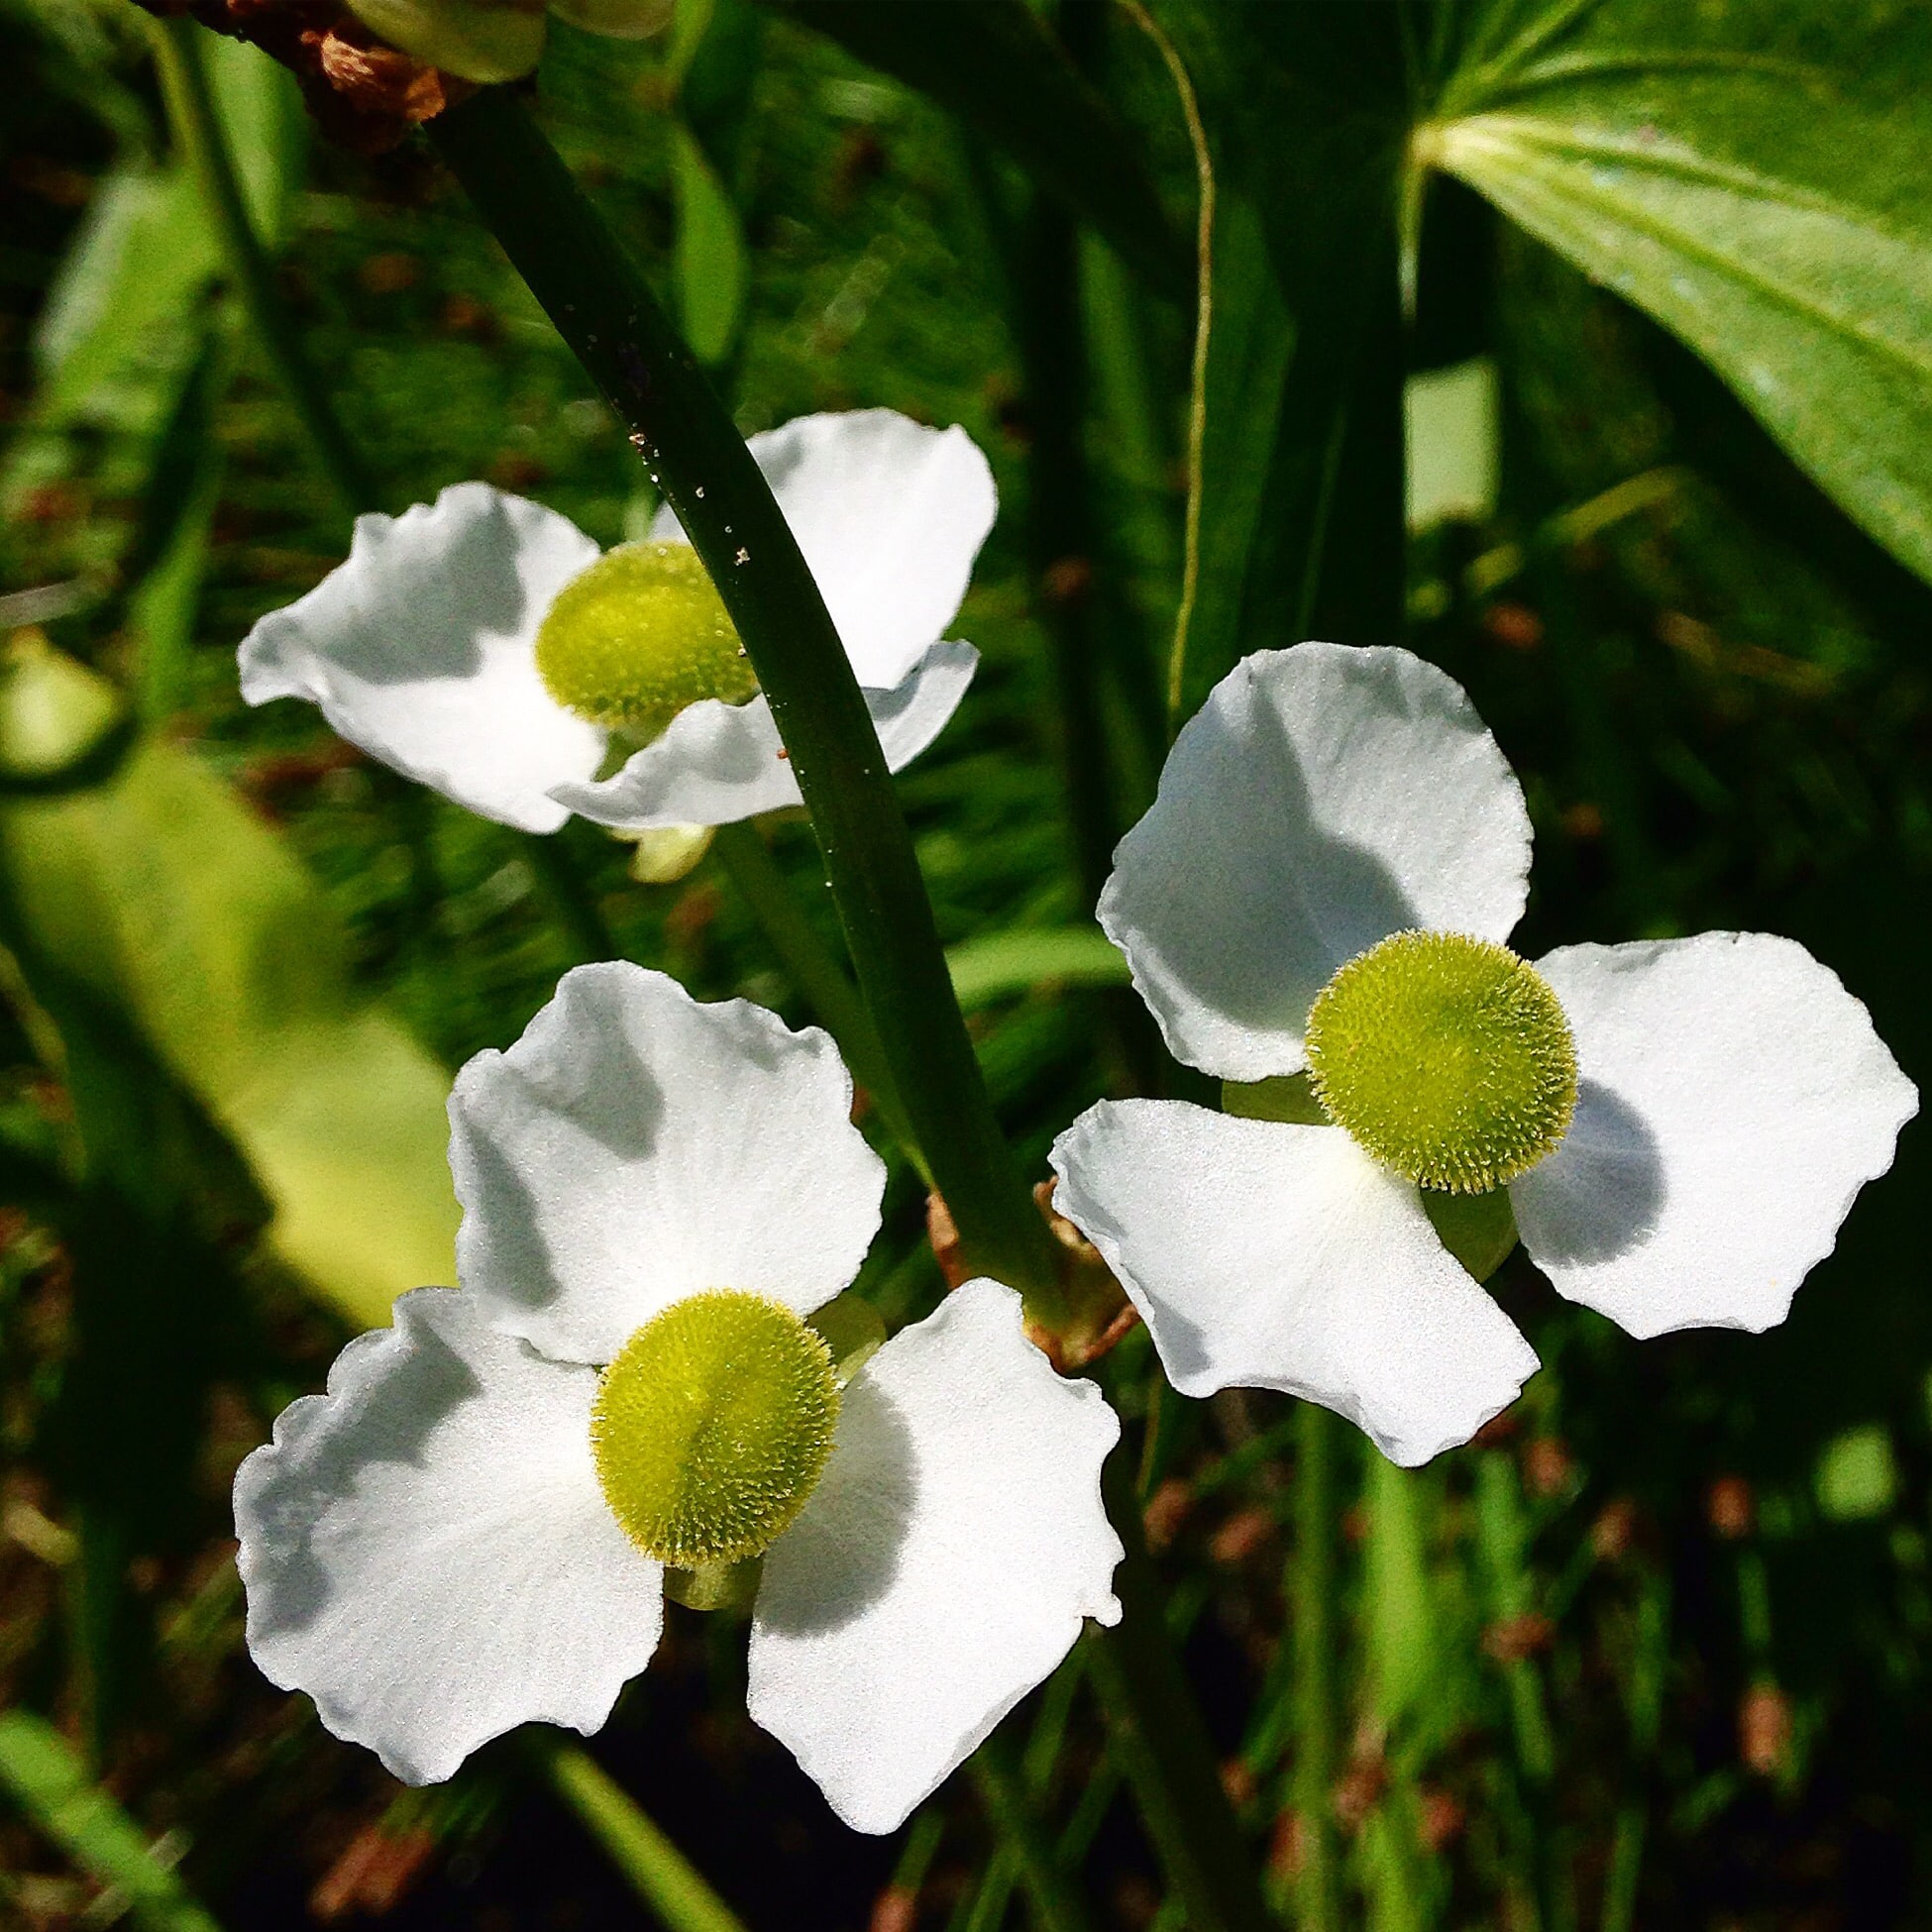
[1422,1186,1520,1283]
[805,1292,888,1386]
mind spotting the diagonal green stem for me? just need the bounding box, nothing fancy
[1085,1456,1273,1932]
[1290,1400,1342,1932]
[535,1739,748,1932]
[430,88,1061,1314]
[970,1730,1096,1932]
[147,19,375,518]
[709,821,930,1184]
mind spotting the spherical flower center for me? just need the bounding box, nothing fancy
[535,542,758,742]
[1304,930,1577,1195]
[590,1291,840,1568]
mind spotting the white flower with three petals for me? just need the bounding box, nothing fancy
[234,964,1122,1833]
[237,409,993,835]
[1050,643,1917,1468]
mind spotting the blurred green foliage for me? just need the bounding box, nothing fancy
[0,1,1928,1928]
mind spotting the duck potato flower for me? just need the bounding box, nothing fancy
[235,964,1122,1832]
[237,409,991,835]
[1050,643,1916,1467]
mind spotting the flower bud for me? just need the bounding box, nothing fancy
[344,0,547,83]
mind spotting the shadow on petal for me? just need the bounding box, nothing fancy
[331,498,539,687]
[1517,1081,1666,1267]
[1109,667,1425,1057]
[753,1372,917,1638]
[243,1314,483,1643]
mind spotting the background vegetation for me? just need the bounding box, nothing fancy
[1,2,1928,1927]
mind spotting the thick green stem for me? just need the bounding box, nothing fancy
[1085,1456,1272,1932]
[709,822,930,1184]
[1290,1401,1342,1932]
[430,89,1061,1313]
[536,1740,748,1932]
[148,19,374,517]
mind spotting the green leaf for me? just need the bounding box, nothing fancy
[671,119,750,365]
[0,1711,224,1932]
[1154,2,1410,724]
[945,923,1130,1008]
[0,645,458,1327]
[1814,1422,1897,1522]
[1426,0,1932,585]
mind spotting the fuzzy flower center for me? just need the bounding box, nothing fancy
[1304,930,1577,1195]
[590,1291,839,1569]
[535,542,758,742]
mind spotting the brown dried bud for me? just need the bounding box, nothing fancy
[1417,1788,1465,1855]
[1141,1476,1194,1554]
[1208,1505,1275,1566]
[1740,1682,1792,1776]
[1523,1436,1574,1498]
[311,1823,437,1920]
[867,1885,918,1932]
[1482,1612,1555,1664]
[1590,1495,1639,1561]
[1706,1474,1755,1541]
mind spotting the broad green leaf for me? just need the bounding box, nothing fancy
[1425,0,1932,585]
[22,34,298,442]
[0,1711,224,1932]
[0,646,457,1326]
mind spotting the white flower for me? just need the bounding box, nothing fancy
[237,410,993,835]
[1049,643,1917,1467]
[234,964,1122,1832]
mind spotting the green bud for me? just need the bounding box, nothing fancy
[1305,929,1577,1195]
[549,0,671,38]
[535,541,757,743]
[343,0,548,83]
[590,1291,840,1569]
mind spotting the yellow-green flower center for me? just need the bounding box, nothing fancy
[535,542,758,743]
[1304,930,1577,1195]
[590,1291,839,1569]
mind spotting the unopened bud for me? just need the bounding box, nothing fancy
[344,0,547,82]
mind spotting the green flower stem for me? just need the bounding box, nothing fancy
[536,1740,748,1932]
[957,1655,1087,1932]
[147,19,375,518]
[520,830,617,967]
[430,88,1062,1314]
[709,821,930,1185]
[1290,1400,1342,1932]
[1085,1455,1272,1932]
[969,1731,1097,1932]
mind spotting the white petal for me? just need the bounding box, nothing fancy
[1051,1101,1538,1466]
[745,1279,1122,1834]
[549,642,979,831]
[233,1289,663,1784]
[449,962,885,1362]
[651,410,997,690]
[239,483,605,833]
[1100,643,1533,1081]
[1512,933,1918,1338]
